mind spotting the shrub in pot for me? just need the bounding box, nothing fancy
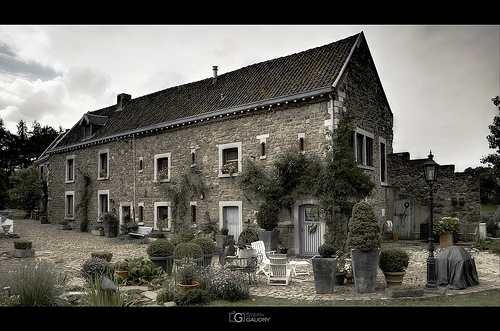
[147,239,175,274]
[177,262,199,293]
[256,201,280,252]
[347,201,381,293]
[312,243,337,294]
[173,242,203,267]
[10,240,35,258]
[191,237,217,267]
[379,248,409,287]
[100,211,118,237]
[113,259,130,280]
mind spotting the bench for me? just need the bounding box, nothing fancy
[129,226,153,238]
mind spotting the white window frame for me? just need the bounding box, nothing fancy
[379,137,388,185]
[154,201,172,231]
[257,134,269,160]
[353,128,375,169]
[218,142,242,177]
[97,189,110,221]
[65,155,75,183]
[65,191,75,220]
[98,148,109,180]
[154,152,171,182]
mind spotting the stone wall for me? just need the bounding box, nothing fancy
[387,152,481,237]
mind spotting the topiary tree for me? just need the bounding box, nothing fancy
[347,201,381,252]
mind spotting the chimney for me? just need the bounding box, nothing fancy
[116,93,131,111]
[212,66,218,84]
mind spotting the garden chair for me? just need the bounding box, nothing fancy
[251,240,274,276]
[267,254,291,286]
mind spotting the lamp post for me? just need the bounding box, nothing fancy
[422,151,439,289]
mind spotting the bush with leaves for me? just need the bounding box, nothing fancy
[81,257,110,281]
[347,201,381,252]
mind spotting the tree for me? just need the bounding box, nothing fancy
[482,96,500,175]
[8,165,43,216]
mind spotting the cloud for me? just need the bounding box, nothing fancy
[61,66,111,97]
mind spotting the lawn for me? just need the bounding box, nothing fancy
[208,289,500,307]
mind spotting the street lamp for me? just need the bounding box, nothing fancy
[422,151,439,289]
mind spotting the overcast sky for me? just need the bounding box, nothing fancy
[0,25,498,171]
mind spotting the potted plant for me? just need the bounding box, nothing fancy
[379,248,409,287]
[177,262,199,293]
[215,227,233,254]
[101,211,118,237]
[347,201,381,293]
[147,239,175,274]
[92,225,105,236]
[256,201,280,252]
[434,216,460,248]
[173,242,204,267]
[191,237,217,267]
[114,259,129,280]
[312,243,337,294]
[10,240,35,258]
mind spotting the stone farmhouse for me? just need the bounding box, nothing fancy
[35,32,479,255]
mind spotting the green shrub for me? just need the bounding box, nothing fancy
[347,201,381,251]
[120,221,139,234]
[379,248,409,272]
[14,240,32,250]
[156,279,177,303]
[10,260,68,307]
[174,289,210,306]
[256,201,280,231]
[173,242,203,260]
[173,225,196,244]
[81,257,110,280]
[147,239,175,257]
[125,257,165,286]
[317,243,336,258]
[191,237,217,255]
[91,251,113,262]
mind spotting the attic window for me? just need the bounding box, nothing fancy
[78,114,108,140]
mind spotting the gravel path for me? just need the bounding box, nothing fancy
[1,219,499,305]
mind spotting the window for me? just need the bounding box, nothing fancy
[154,202,171,231]
[66,155,75,182]
[154,153,171,182]
[98,190,109,220]
[98,149,109,179]
[257,134,269,160]
[190,202,197,223]
[352,129,374,168]
[139,157,144,172]
[65,191,74,219]
[379,137,388,184]
[298,133,305,153]
[138,204,144,225]
[218,142,242,177]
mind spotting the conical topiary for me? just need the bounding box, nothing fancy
[347,201,381,252]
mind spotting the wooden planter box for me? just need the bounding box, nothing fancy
[10,248,35,258]
[92,229,105,236]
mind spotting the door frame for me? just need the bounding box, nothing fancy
[293,198,323,255]
[219,201,242,242]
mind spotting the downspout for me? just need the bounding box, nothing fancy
[133,135,136,221]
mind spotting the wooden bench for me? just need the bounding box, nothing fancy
[129,226,153,238]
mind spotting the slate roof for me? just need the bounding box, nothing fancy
[45,32,362,154]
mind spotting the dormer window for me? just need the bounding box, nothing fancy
[78,113,108,140]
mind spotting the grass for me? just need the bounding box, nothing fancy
[207,290,500,307]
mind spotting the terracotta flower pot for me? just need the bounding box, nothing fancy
[439,231,454,248]
[383,271,406,287]
[116,270,129,280]
[179,281,199,294]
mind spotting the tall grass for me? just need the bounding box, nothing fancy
[83,275,128,307]
[10,260,68,307]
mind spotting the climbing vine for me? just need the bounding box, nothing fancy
[157,163,209,233]
[75,169,92,232]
